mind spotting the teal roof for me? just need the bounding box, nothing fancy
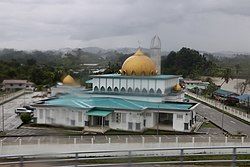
[90,74,180,80]
[86,109,113,117]
[214,89,238,97]
[45,95,194,111]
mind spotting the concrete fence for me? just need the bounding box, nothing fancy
[186,92,250,123]
[0,89,27,105]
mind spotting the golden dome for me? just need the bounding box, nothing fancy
[120,49,157,76]
[173,84,182,92]
[62,75,75,85]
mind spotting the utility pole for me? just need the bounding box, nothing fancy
[2,105,4,132]
[157,105,159,135]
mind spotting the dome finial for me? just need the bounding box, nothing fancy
[137,40,142,50]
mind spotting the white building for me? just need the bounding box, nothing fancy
[34,49,199,133]
[2,80,34,91]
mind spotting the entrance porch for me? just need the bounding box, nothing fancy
[153,113,174,131]
[84,109,112,134]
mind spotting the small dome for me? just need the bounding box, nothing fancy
[62,75,75,85]
[120,49,157,76]
[173,84,182,92]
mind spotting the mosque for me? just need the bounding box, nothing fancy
[33,36,199,133]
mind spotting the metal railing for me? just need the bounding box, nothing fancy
[0,146,249,166]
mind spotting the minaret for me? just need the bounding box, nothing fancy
[150,35,161,74]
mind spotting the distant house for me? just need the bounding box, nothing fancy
[2,80,34,91]
[213,89,239,103]
[236,94,250,108]
[183,80,210,92]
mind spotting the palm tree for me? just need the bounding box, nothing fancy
[235,64,240,93]
[221,68,233,87]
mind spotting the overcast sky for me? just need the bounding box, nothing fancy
[1,0,250,52]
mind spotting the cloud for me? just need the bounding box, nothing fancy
[0,0,250,52]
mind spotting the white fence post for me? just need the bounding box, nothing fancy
[19,139,22,146]
[37,139,40,145]
[126,138,128,144]
[74,138,76,145]
[159,137,161,144]
[225,137,228,144]
[176,137,178,144]
[91,138,94,144]
[192,137,195,144]
[108,138,111,144]
[241,137,244,144]
[208,137,211,146]
[142,137,145,144]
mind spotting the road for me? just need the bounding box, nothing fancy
[0,92,41,131]
[195,101,250,136]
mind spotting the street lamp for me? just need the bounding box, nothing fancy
[2,105,4,132]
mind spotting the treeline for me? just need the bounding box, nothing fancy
[161,48,215,78]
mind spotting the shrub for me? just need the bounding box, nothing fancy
[20,113,32,124]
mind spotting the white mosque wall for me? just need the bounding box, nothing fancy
[34,106,196,132]
[36,107,87,127]
[92,76,179,95]
[109,110,145,131]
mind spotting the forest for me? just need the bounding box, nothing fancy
[0,47,249,88]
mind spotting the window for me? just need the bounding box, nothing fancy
[149,88,154,94]
[112,113,115,122]
[94,86,99,92]
[114,87,119,92]
[136,123,141,130]
[100,86,105,92]
[107,87,112,92]
[39,110,43,119]
[115,113,121,123]
[156,88,162,94]
[128,122,133,130]
[121,87,126,93]
[142,88,147,94]
[145,113,151,117]
[78,112,83,122]
[177,114,183,119]
[135,88,140,93]
[184,123,189,130]
[121,113,126,123]
[71,120,75,126]
[128,87,133,93]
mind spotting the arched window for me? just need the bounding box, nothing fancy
[100,86,105,92]
[142,88,147,94]
[114,87,119,92]
[128,87,133,93]
[131,71,136,75]
[121,87,126,93]
[149,88,155,94]
[156,88,162,94]
[107,87,112,92]
[94,86,99,92]
[135,88,140,93]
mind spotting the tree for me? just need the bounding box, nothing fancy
[221,68,233,86]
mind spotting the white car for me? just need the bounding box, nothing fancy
[15,108,33,115]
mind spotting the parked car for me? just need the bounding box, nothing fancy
[15,108,33,115]
[23,105,36,111]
